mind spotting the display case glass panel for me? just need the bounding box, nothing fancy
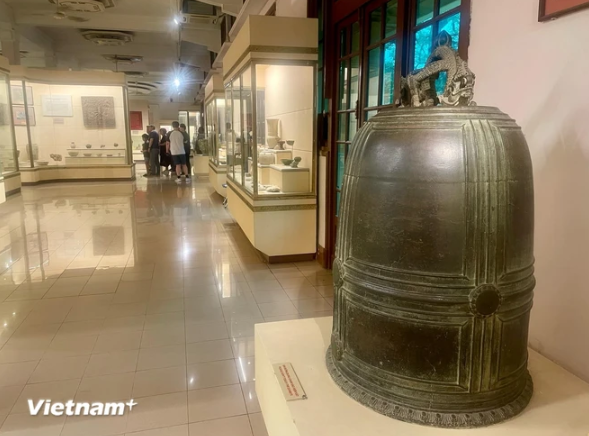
[0,74,18,175]
[215,99,226,165]
[224,83,232,169]
[226,61,316,197]
[9,80,30,168]
[205,100,215,161]
[13,82,127,167]
[206,98,227,166]
[241,67,253,194]
[254,63,315,196]
[178,111,189,129]
[188,111,198,149]
[231,76,242,185]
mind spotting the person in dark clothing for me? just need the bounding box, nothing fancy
[159,128,171,175]
[195,126,205,155]
[147,125,160,176]
[179,123,192,176]
[197,126,205,140]
[141,133,150,176]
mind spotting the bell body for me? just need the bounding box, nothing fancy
[328,106,535,428]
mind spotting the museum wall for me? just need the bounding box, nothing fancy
[128,99,150,150]
[16,83,127,166]
[276,0,307,17]
[157,102,195,124]
[470,0,589,381]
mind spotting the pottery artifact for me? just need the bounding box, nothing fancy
[290,157,302,168]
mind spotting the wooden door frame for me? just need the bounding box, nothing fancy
[325,9,363,269]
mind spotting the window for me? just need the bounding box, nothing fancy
[322,0,471,265]
[411,0,463,93]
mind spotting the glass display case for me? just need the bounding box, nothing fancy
[226,61,316,197]
[221,15,318,262]
[0,71,18,176]
[223,84,233,166]
[10,78,128,167]
[178,110,203,153]
[205,96,227,166]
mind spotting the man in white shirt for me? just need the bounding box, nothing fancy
[166,121,190,184]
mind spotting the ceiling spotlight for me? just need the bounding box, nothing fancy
[174,17,179,24]
[174,78,181,88]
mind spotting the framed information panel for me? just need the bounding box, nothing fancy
[42,95,73,117]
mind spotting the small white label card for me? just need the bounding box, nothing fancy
[273,363,307,401]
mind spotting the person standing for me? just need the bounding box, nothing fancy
[167,121,190,185]
[147,125,160,176]
[179,123,192,177]
[159,128,170,176]
[141,133,150,177]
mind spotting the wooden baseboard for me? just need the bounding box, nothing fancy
[258,251,316,265]
[21,177,135,186]
[316,245,328,269]
[5,187,21,197]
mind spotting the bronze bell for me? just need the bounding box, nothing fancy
[327,32,535,428]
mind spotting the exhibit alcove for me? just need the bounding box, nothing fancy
[8,67,133,183]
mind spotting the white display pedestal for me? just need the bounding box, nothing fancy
[132,150,144,162]
[226,179,316,261]
[259,148,292,165]
[258,164,271,185]
[0,179,6,205]
[193,155,209,176]
[255,317,589,436]
[209,161,227,197]
[65,156,126,165]
[269,165,310,193]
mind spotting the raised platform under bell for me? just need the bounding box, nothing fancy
[255,317,589,436]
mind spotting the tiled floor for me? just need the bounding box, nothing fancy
[0,175,333,436]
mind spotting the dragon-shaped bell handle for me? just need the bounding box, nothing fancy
[397,31,476,108]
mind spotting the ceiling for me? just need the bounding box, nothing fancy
[0,0,237,104]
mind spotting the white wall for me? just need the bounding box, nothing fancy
[470,0,589,381]
[128,99,150,150]
[276,0,307,17]
[22,82,127,166]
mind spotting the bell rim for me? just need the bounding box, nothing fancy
[326,345,533,429]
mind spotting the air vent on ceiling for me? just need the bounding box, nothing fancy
[0,50,28,58]
[183,0,215,15]
[81,30,133,46]
[135,82,157,89]
[124,71,148,78]
[128,82,159,95]
[128,85,151,95]
[49,0,115,12]
[103,54,143,64]
[179,0,217,23]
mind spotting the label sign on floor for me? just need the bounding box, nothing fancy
[273,363,307,401]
